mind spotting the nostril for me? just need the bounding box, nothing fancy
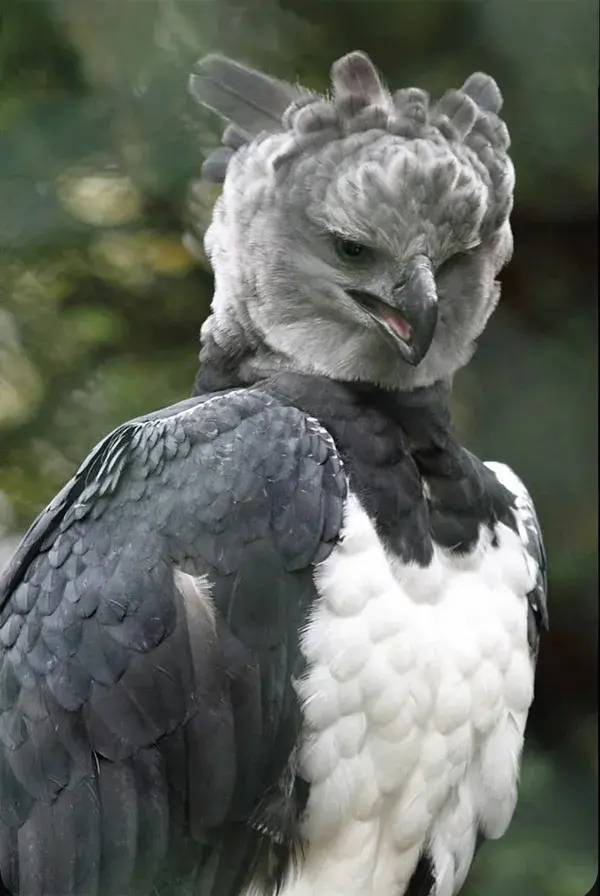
[393,275,409,292]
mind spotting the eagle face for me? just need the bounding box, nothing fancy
[195,52,515,390]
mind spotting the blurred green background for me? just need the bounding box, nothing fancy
[0,1,597,894]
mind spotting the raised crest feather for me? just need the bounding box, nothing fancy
[331,50,391,114]
[461,71,504,114]
[189,53,300,134]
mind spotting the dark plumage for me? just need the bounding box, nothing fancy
[0,371,546,895]
[0,389,344,895]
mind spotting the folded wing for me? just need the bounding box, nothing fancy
[0,388,346,896]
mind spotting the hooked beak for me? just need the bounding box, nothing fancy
[347,255,438,366]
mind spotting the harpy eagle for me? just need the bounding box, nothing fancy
[0,51,548,896]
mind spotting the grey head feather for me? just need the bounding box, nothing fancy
[201,123,256,181]
[189,53,302,135]
[187,51,515,391]
[461,71,503,114]
[222,123,250,150]
[331,50,392,117]
[201,145,236,184]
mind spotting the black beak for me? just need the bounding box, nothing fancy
[347,255,438,366]
[390,255,438,365]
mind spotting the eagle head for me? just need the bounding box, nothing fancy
[188,51,514,390]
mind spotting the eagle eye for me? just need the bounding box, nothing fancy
[333,236,370,261]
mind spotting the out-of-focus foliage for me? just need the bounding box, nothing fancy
[0,1,597,893]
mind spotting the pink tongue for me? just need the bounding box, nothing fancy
[379,308,412,341]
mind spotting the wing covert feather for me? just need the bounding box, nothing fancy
[0,389,347,896]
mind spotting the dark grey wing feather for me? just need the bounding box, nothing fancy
[0,395,204,611]
[484,461,549,653]
[518,488,548,652]
[0,388,347,896]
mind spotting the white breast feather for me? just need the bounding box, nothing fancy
[281,490,536,896]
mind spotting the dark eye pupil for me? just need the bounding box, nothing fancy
[337,239,364,258]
